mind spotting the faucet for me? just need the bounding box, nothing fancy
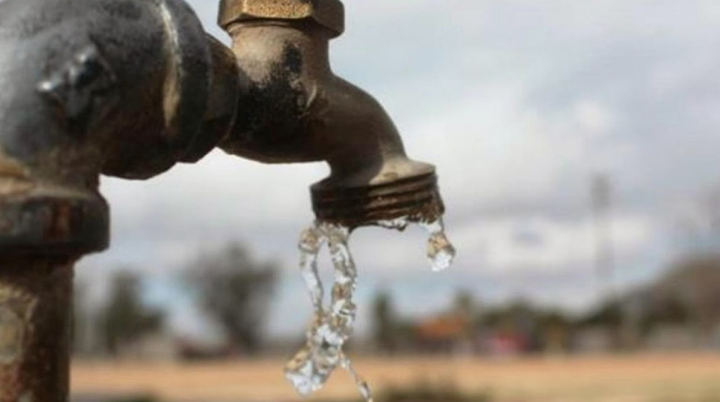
[217,0,444,228]
[0,0,445,399]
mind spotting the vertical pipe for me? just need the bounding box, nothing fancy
[0,257,74,402]
[0,0,236,398]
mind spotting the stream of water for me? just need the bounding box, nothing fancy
[285,217,456,401]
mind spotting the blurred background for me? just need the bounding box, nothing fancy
[71,1,720,402]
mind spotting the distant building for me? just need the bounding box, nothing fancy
[414,314,473,354]
[483,332,529,357]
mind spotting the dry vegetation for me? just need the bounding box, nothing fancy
[72,353,720,402]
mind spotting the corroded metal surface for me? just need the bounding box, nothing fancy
[0,0,239,398]
[0,0,236,252]
[0,258,73,402]
[219,0,345,37]
[0,192,109,256]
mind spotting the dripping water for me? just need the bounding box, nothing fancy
[422,219,456,272]
[285,217,456,401]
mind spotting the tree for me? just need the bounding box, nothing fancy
[185,243,277,354]
[100,272,165,356]
[73,281,93,356]
[453,291,476,323]
[579,300,622,329]
[372,290,398,353]
[656,253,720,335]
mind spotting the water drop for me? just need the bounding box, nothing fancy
[377,216,410,231]
[341,353,374,402]
[423,219,456,272]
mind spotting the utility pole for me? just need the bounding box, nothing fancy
[592,174,632,349]
[592,174,614,302]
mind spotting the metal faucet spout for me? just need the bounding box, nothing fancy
[219,0,445,228]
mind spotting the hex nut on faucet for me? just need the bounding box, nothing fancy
[219,0,345,37]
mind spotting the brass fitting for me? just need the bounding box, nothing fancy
[218,0,445,228]
[219,0,345,38]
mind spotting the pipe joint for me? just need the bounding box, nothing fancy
[0,0,239,254]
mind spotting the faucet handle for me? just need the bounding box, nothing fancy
[219,0,345,38]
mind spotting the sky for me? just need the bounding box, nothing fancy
[73,0,720,337]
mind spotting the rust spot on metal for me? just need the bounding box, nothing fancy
[0,259,72,401]
[0,306,24,365]
[46,202,73,241]
[0,284,36,369]
[19,392,33,402]
[0,150,34,198]
[0,150,30,182]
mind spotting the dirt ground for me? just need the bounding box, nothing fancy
[71,353,720,402]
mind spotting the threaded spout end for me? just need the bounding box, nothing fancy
[311,173,445,228]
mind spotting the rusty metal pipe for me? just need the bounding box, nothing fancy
[0,257,73,402]
[218,0,445,228]
[0,0,238,397]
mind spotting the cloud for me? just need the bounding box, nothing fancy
[453,214,653,273]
